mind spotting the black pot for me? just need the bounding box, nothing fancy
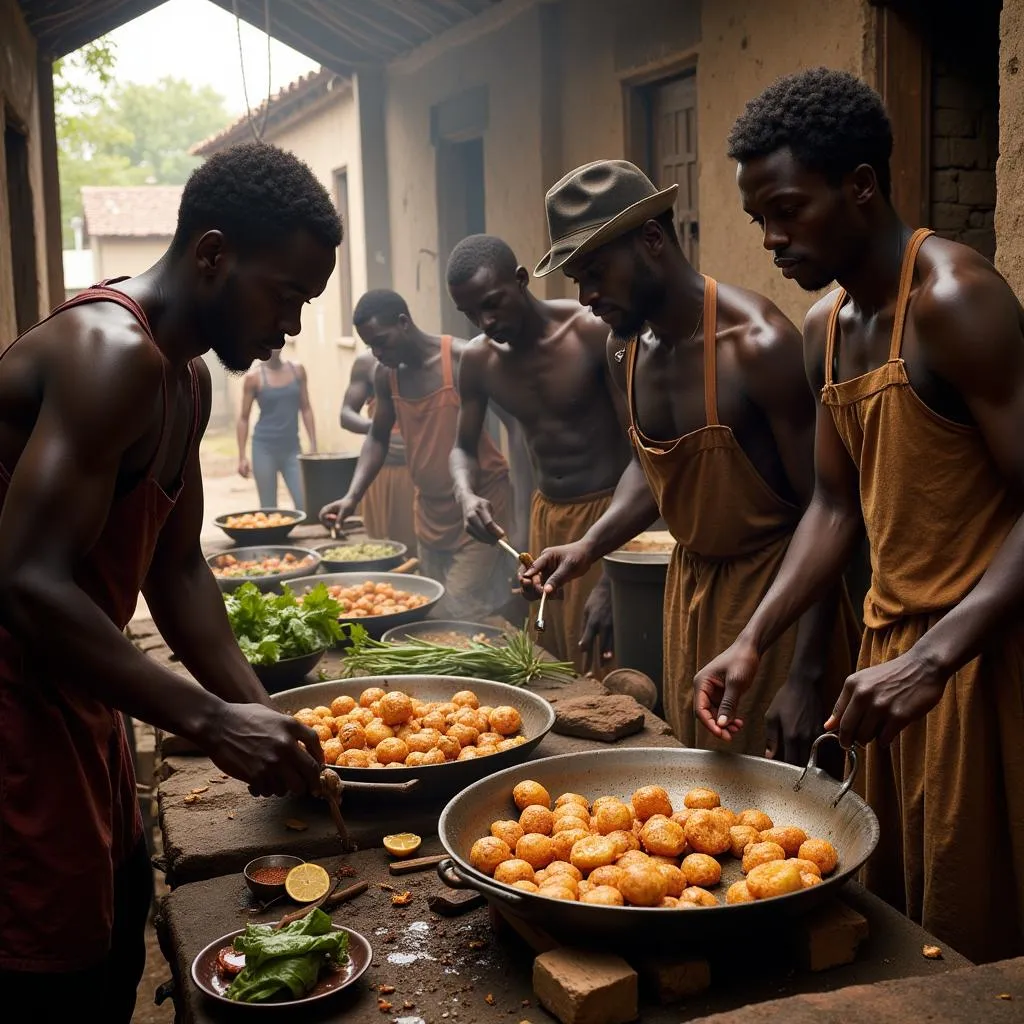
[299,453,359,523]
[252,649,326,694]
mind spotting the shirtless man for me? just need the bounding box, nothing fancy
[320,290,513,622]
[0,143,338,1016]
[695,68,1024,964]
[340,349,417,552]
[447,234,631,670]
[524,159,858,762]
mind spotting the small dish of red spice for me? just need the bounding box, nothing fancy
[244,854,305,899]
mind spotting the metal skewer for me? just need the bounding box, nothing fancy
[535,589,548,633]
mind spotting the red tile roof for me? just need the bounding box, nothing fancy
[81,185,183,239]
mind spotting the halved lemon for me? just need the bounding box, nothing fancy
[383,832,422,857]
[284,862,331,903]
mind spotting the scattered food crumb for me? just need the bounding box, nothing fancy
[379,984,395,994]
[183,794,200,805]
[208,778,226,784]
[392,891,413,906]
[377,999,392,1012]
[403,1001,415,1009]
[382,932,397,944]
[522,1000,531,1007]
[379,883,398,892]
[189,786,209,794]
[997,994,1013,1000]
[922,945,943,960]
[285,818,308,831]
[485,994,495,1006]
[468,939,485,949]
[227,812,235,820]
[337,865,357,878]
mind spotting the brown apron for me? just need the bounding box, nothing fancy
[627,276,858,752]
[389,335,509,551]
[822,228,1024,964]
[529,488,615,672]
[0,284,200,971]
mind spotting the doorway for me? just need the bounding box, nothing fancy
[5,118,40,332]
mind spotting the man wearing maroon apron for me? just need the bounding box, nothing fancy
[0,143,339,1017]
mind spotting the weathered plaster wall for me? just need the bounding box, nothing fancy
[995,0,1024,294]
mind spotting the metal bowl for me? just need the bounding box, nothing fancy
[283,571,444,640]
[242,854,305,902]
[270,676,555,799]
[437,737,879,946]
[313,539,407,573]
[379,619,506,646]
[213,507,306,545]
[252,650,326,695]
[208,546,322,594]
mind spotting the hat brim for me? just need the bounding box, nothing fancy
[533,184,679,278]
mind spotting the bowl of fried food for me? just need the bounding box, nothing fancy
[207,546,321,594]
[214,508,306,545]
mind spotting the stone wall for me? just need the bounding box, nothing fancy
[996,0,1024,292]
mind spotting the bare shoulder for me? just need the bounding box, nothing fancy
[372,361,393,397]
[802,288,844,343]
[715,281,803,368]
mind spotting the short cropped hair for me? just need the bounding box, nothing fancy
[727,67,893,200]
[353,289,410,327]
[172,142,342,253]
[446,234,519,287]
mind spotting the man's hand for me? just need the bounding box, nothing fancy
[520,540,595,600]
[459,492,502,543]
[237,456,251,479]
[320,495,356,531]
[764,677,827,767]
[693,639,756,740]
[825,648,947,748]
[579,580,614,667]
[201,703,325,797]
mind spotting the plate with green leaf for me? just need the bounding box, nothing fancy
[192,908,372,1009]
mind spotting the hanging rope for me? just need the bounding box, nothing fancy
[233,0,273,143]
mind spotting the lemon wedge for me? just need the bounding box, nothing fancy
[383,832,422,857]
[284,862,331,903]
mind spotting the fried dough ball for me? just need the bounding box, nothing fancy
[375,737,409,765]
[729,825,761,859]
[619,864,669,907]
[364,719,395,746]
[538,884,577,902]
[497,738,520,752]
[406,728,441,753]
[588,864,625,889]
[494,859,536,885]
[606,830,640,857]
[421,711,447,732]
[477,704,494,720]
[456,708,489,732]
[490,706,522,736]
[631,785,673,821]
[555,792,590,813]
[341,748,371,768]
[545,861,583,882]
[490,819,524,848]
[640,818,687,857]
[395,723,421,742]
[552,813,590,837]
[655,862,687,898]
[684,809,731,856]
[369,701,383,718]
[330,695,356,717]
[788,857,822,878]
[513,780,551,811]
[294,709,318,727]
[435,702,458,717]
[551,829,590,862]
[726,880,755,904]
[457,746,480,760]
[712,807,738,828]
[670,808,692,828]
[470,836,511,875]
[577,880,592,898]
[321,738,343,765]
[516,833,556,870]
[540,872,579,895]
[350,707,374,726]
[801,872,822,888]
[569,835,618,874]
[592,801,633,835]
[552,803,590,825]
[616,850,652,868]
[452,690,480,709]
[680,886,718,907]
[742,841,786,875]
[684,787,721,810]
[447,723,479,747]
[312,722,332,743]
[649,854,681,868]
[511,880,539,893]
[359,687,387,708]
[760,826,808,858]
[746,859,803,899]
[313,705,332,719]
[519,805,555,836]
[682,853,722,888]
[436,734,461,761]
[582,885,625,906]
[338,723,366,751]
[798,838,839,876]
[737,809,774,832]
[379,691,414,725]
[406,749,445,766]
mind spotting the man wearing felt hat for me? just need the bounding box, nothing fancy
[522,159,859,766]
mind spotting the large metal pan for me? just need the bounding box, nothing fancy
[283,571,444,640]
[208,545,321,594]
[437,736,878,946]
[271,676,556,799]
[213,507,306,545]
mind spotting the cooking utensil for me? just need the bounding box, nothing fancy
[535,589,548,633]
[213,508,306,545]
[207,546,322,595]
[436,735,878,946]
[314,539,407,573]
[497,536,534,568]
[191,923,372,1008]
[319,770,353,852]
[270,676,556,799]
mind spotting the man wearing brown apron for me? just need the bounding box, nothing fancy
[341,348,418,553]
[696,68,1024,965]
[0,143,335,1016]
[446,234,632,673]
[524,160,859,764]
[321,290,513,622]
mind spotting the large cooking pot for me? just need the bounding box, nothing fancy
[208,545,321,594]
[270,676,556,800]
[437,736,878,946]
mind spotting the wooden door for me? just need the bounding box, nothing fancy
[651,74,699,267]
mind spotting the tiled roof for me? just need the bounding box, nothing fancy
[81,185,183,239]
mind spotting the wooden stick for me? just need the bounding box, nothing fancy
[388,854,446,875]
[324,880,368,907]
[273,880,367,929]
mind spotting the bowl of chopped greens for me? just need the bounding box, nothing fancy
[207,546,322,594]
[225,583,343,694]
[192,909,372,1007]
[313,539,407,572]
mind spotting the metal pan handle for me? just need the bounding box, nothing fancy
[436,857,524,906]
[794,732,859,809]
[334,777,421,793]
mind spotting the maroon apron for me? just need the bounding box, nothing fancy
[0,284,200,972]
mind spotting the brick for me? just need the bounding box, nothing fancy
[948,137,988,169]
[933,75,968,109]
[796,899,869,972]
[931,169,959,203]
[533,948,638,1024]
[932,202,971,231]
[636,956,711,1003]
[933,106,976,138]
[932,137,952,168]
[958,169,997,206]
[969,210,986,228]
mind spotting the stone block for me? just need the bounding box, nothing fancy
[958,169,997,206]
[533,948,638,1024]
[552,694,646,742]
[934,106,976,138]
[931,169,959,203]
[932,202,971,231]
[949,137,988,169]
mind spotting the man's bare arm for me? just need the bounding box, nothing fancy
[341,350,375,434]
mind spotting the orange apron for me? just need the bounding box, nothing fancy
[627,276,858,752]
[822,228,1024,963]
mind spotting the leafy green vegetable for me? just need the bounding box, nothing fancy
[226,908,348,1003]
[224,583,343,665]
[339,621,575,687]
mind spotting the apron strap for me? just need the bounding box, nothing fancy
[824,289,847,387]
[889,228,935,361]
[440,335,454,388]
[702,276,719,426]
